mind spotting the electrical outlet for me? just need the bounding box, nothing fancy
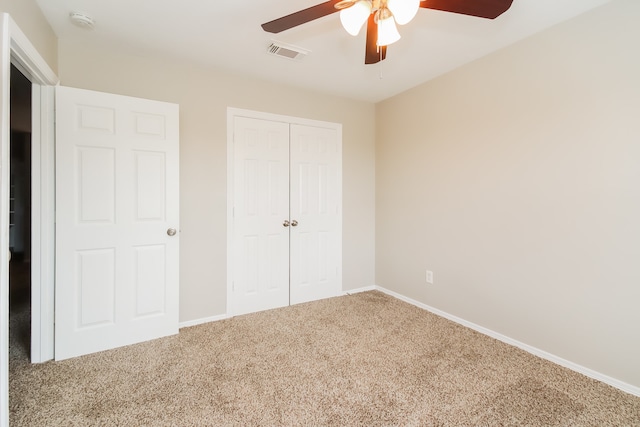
[426,270,433,284]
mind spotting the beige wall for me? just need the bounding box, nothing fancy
[57,39,377,323]
[21,0,636,390]
[376,0,640,388]
[0,0,57,73]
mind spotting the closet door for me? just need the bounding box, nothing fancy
[230,111,342,316]
[232,117,290,316]
[289,124,341,305]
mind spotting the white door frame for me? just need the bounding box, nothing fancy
[1,13,58,427]
[226,107,343,316]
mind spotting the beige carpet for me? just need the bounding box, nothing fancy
[9,291,640,426]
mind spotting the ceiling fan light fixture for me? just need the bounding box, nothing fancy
[377,9,401,46]
[261,0,515,65]
[386,0,420,25]
[339,1,372,36]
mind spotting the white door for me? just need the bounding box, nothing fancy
[290,124,341,304]
[55,86,180,360]
[231,112,341,315]
[232,117,290,316]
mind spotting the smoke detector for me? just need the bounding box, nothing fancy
[69,12,95,30]
[267,41,309,61]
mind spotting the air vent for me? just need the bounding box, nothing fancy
[267,41,309,61]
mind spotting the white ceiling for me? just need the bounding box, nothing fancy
[36,0,611,103]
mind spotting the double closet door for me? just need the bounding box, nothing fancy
[231,114,341,316]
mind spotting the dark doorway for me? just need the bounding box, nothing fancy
[9,64,32,360]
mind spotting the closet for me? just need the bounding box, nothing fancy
[228,110,342,316]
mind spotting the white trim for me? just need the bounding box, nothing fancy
[342,285,376,296]
[227,107,341,130]
[178,295,435,328]
[30,84,43,360]
[226,110,234,318]
[4,15,58,365]
[30,85,55,363]
[179,314,229,329]
[0,15,11,427]
[1,14,59,427]
[375,285,640,398]
[226,107,343,317]
[8,18,58,86]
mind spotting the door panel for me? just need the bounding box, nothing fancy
[77,248,115,326]
[232,116,290,315]
[55,86,179,360]
[134,151,166,221]
[134,244,167,317]
[290,124,341,305]
[77,146,115,223]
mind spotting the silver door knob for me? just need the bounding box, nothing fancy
[291,220,298,227]
[167,228,177,236]
[283,220,290,227]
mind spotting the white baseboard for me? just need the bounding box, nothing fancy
[179,314,228,329]
[375,286,640,398]
[341,285,376,295]
[176,286,639,397]
[178,285,377,328]
[177,286,375,328]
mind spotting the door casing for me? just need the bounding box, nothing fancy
[226,107,343,316]
[1,13,58,427]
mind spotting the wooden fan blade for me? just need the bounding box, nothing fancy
[365,14,387,65]
[262,0,342,33]
[419,0,514,19]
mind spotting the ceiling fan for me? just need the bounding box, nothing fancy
[262,0,514,64]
